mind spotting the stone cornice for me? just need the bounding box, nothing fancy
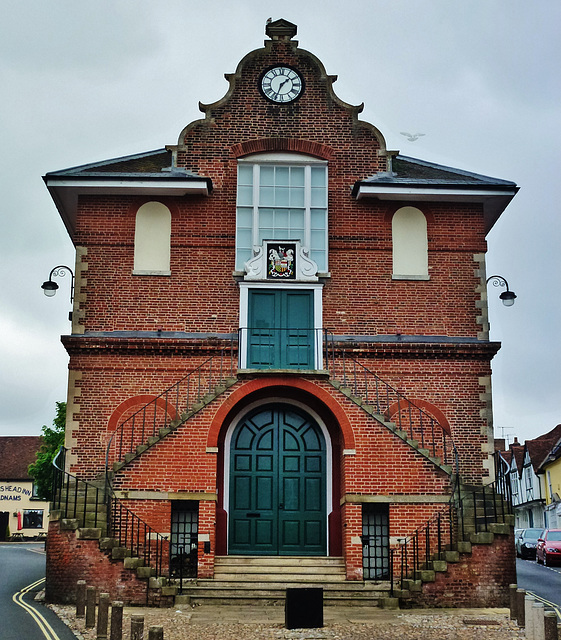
[61,332,499,361]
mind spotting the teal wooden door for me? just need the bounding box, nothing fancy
[229,405,327,555]
[247,290,314,369]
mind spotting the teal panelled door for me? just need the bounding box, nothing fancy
[229,405,327,555]
[247,289,314,369]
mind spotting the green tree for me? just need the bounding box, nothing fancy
[28,401,66,500]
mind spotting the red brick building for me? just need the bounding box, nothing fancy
[44,20,518,605]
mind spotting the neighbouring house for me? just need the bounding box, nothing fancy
[0,437,50,541]
[43,19,518,607]
[500,426,561,529]
[538,428,561,528]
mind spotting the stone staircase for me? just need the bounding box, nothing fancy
[328,380,454,476]
[111,376,239,474]
[174,556,393,606]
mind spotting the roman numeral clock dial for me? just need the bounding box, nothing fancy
[260,66,304,103]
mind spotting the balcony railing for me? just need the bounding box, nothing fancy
[238,327,329,371]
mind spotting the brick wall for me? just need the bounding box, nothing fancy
[46,519,150,605]
[413,532,516,608]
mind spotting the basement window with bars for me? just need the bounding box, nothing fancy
[236,153,328,273]
[169,501,199,579]
[362,504,389,580]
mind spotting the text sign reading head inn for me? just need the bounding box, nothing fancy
[0,484,32,501]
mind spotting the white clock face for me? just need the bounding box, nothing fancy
[260,66,303,103]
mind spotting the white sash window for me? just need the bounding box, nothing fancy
[236,153,328,273]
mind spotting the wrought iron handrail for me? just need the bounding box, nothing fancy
[238,327,332,370]
[328,348,459,471]
[105,348,236,473]
[390,456,513,595]
[51,447,105,529]
[52,447,169,597]
[109,497,168,581]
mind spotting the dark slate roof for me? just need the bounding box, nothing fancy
[510,445,525,475]
[0,436,43,480]
[527,424,561,471]
[44,149,205,180]
[362,155,518,189]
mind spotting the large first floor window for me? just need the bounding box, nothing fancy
[236,153,328,273]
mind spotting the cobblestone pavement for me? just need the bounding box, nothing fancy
[48,604,526,640]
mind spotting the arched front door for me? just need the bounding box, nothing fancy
[229,404,327,555]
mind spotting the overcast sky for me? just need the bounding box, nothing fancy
[1,1,559,446]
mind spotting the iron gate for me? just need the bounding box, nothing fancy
[362,504,390,580]
[169,501,198,581]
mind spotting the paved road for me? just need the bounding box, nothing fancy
[0,542,76,640]
[516,557,561,617]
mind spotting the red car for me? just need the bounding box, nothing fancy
[536,529,561,566]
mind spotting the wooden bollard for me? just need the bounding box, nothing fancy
[86,586,97,629]
[544,610,558,640]
[97,592,110,640]
[148,626,164,640]
[509,584,518,620]
[516,589,526,627]
[131,614,144,640]
[76,580,86,618]
[110,601,124,640]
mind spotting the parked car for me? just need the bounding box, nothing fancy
[515,528,544,559]
[537,529,561,566]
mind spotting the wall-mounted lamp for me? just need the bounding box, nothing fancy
[41,265,75,303]
[486,275,517,307]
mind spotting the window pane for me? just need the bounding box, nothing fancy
[237,207,253,228]
[311,166,326,187]
[260,209,274,227]
[290,187,305,207]
[260,185,274,206]
[276,166,289,186]
[238,165,253,185]
[275,209,289,230]
[311,209,326,230]
[311,188,326,207]
[311,229,326,250]
[237,185,253,206]
[237,228,252,248]
[276,187,290,206]
[290,210,305,232]
[237,248,252,267]
[260,166,275,186]
[290,167,305,187]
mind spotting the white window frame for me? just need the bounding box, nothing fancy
[236,153,328,273]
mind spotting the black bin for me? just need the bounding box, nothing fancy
[285,587,323,629]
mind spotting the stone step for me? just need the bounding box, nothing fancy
[213,572,347,582]
[189,579,389,592]
[177,582,390,607]
[214,562,345,573]
[215,555,344,567]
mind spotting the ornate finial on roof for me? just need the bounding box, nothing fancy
[266,18,297,41]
